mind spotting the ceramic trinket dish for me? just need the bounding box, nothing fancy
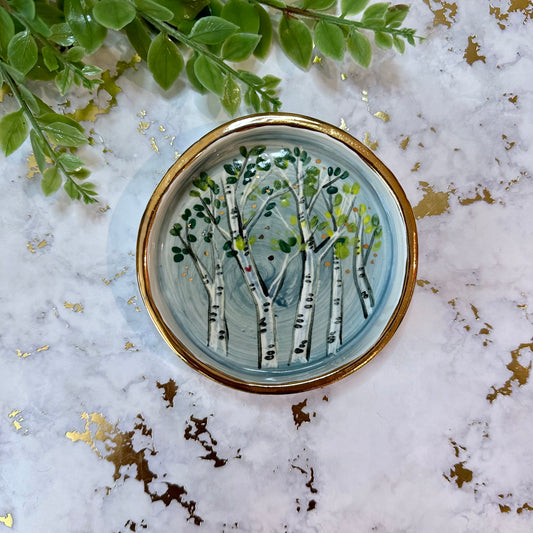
[137,113,417,393]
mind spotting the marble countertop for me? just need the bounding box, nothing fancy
[2,1,533,531]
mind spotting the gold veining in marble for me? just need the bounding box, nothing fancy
[448,298,493,345]
[8,410,23,431]
[27,237,49,253]
[464,36,486,65]
[502,134,515,151]
[292,399,315,429]
[36,345,49,352]
[444,440,473,488]
[412,182,451,219]
[125,341,136,350]
[373,111,390,122]
[487,341,533,403]
[399,136,410,150]
[64,302,83,313]
[16,349,31,358]
[363,132,378,151]
[68,55,141,123]
[490,0,533,28]
[416,279,439,293]
[150,137,160,153]
[411,162,420,172]
[339,118,349,131]
[0,514,13,528]
[458,186,495,206]
[184,415,227,467]
[102,266,128,285]
[156,379,178,408]
[423,0,458,27]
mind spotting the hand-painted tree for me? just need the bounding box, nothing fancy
[169,177,228,355]
[266,148,361,363]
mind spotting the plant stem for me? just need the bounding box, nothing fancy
[253,0,418,39]
[140,13,280,108]
[0,63,91,202]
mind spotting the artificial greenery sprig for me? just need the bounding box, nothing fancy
[0,0,420,203]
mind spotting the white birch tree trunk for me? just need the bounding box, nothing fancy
[207,261,228,355]
[326,253,343,356]
[290,249,318,364]
[223,178,278,368]
[354,219,372,319]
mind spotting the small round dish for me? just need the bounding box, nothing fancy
[137,113,417,393]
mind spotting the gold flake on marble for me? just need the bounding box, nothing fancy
[64,302,83,313]
[464,36,486,65]
[339,118,349,131]
[102,266,128,285]
[412,182,450,219]
[423,0,458,27]
[0,514,13,528]
[363,132,378,151]
[8,410,24,432]
[16,349,30,358]
[157,379,178,408]
[458,186,495,206]
[373,111,390,122]
[416,279,439,293]
[125,341,135,350]
[150,137,160,153]
[490,0,533,29]
[411,162,420,172]
[487,341,532,403]
[68,55,141,123]
[399,136,410,150]
[292,399,315,428]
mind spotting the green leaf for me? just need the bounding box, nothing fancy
[147,32,184,90]
[194,55,225,96]
[393,35,405,53]
[92,0,136,30]
[66,46,85,61]
[30,130,48,172]
[26,15,53,37]
[58,153,85,172]
[340,0,369,16]
[41,46,59,71]
[124,17,151,61]
[18,84,39,114]
[362,2,389,25]
[385,4,409,27]
[49,22,77,46]
[279,239,291,253]
[221,75,241,115]
[374,31,393,49]
[279,15,313,69]
[221,0,260,34]
[314,20,344,61]
[133,0,174,21]
[347,29,372,68]
[55,68,72,95]
[0,109,29,156]
[37,112,85,133]
[41,166,62,196]
[10,0,35,19]
[303,0,336,10]
[334,242,350,259]
[0,8,15,57]
[235,235,245,250]
[65,0,107,55]
[42,122,88,147]
[189,16,238,44]
[8,31,38,75]
[222,33,260,62]
[81,64,102,76]
[186,54,208,94]
[64,178,81,200]
[253,3,272,60]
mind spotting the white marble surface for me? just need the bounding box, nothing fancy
[2,1,533,531]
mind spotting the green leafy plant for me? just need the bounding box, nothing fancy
[0,0,420,203]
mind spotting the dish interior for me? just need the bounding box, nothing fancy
[146,125,409,385]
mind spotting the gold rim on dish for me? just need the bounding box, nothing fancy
[137,113,418,394]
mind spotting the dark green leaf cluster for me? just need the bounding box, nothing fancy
[0,0,418,204]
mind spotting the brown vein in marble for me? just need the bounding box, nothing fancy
[184,415,227,467]
[66,412,203,525]
[423,0,458,27]
[464,36,486,65]
[487,341,533,403]
[157,379,178,408]
[291,399,314,429]
[292,462,318,512]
